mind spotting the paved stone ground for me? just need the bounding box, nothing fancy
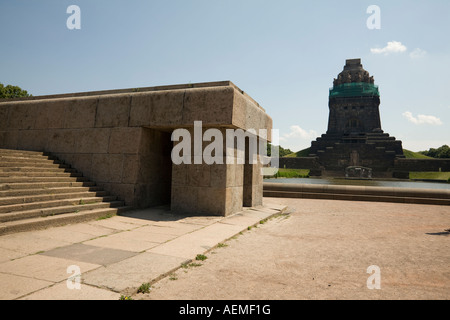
[137,198,450,300]
[0,202,285,300]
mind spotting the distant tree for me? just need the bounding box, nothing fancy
[419,145,450,159]
[0,83,31,99]
[267,143,293,157]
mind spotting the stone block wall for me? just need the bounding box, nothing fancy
[0,94,172,208]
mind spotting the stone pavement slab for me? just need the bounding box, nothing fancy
[29,225,108,244]
[32,223,119,241]
[0,254,101,283]
[19,282,121,300]
[86,218,144,231]
[82,231,161,252]
[0,247,24,264]
[109,215,155,226]
[130,225,191,239]
[0,202,287,299]
[147,222,247,260]
[0,273,53,300]
[177,216,223,226]
[41,243,138,266]
[139,221,205,235]
[82,252,188,293]
[0,232,72,256]
[117,227,179,243]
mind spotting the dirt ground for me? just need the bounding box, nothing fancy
[135,198,450,300]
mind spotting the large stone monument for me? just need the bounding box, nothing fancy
[309,59,404,177]
[0,81,272,216]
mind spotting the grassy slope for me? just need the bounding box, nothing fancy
[402,149,432,159]
[401,150,449,181]
[285,148,311,158]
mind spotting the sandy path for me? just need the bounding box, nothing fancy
[135,198,450,300]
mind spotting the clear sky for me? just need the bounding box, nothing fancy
[1,0,449,152]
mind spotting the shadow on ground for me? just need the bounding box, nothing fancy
[118,205,203,222]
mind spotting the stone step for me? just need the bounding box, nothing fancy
[0,153,55,161]
[0,176,89,183]
[0,148,131,235]
[0,186,103,198]
[0,149,48,157]
[0,190,110,206]
[0,157,64,165]
[0,206,132,236]
[0,167,77,173]
[0,171,83,178]
[0,181,96,191]
[0,161,71,169]
[0,195,117,213]
[0,200,125,223]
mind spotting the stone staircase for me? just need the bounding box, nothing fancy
[0,149,131,235]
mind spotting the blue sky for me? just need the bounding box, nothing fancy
[1,0,449,152]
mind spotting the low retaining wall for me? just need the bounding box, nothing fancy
[263,182,450,206]
[393,158,450,172]
[278,157,450,178]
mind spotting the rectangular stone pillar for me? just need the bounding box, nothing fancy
[171,162,245,216]
[243,161,263,207]
[170,127,246,216]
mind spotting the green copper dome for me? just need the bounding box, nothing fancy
[329,82,379,98]
[329,59,379,98]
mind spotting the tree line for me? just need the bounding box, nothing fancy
[419,145,450,159]
[0,83,30,99]
[266,143,293,157]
